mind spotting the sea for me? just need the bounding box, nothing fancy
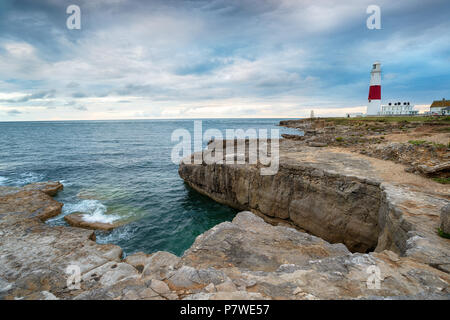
[0,119,299,256]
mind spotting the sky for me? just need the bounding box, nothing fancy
[0,0,449,121]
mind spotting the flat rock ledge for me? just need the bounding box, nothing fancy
[64,213,120,231]
[0,181,449,300]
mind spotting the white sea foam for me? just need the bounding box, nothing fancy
[16,172,45,185]
[0,176,8,186]
[96,223,135,244]
[59,180,75,187]
[82,210,120,224]
[62,199,120,224]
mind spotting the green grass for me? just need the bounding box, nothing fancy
[432,177,450,184]
[322,115,450,124]
[434,143,447,149]
[408,140,448,149]
[434,126,450,132]
[438,228,450,239]
[335,137,344,142]
[408,140,428,146]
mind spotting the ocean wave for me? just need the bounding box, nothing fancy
[0,176,8,186]
[59,180,74,187]
[16,172,45,186]
[96,223,137,245]
[62,199,120,224]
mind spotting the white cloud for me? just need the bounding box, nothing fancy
[0,0,448,120]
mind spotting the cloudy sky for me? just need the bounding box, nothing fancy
[0,0,449,121]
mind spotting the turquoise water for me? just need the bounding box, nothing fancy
[0,119,299,256]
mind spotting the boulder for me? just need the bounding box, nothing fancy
[64,213,119,231]
[22,181,63,196]
[141,251,180,280]
[123,252,153,273]
[307,142,327,147]
[0,189,63,222]
[418,162,450,175]
[82,262,139,287]
[181,211,350,272]
[167,266,227,289]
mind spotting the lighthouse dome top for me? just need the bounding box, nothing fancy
[372,61,381,72]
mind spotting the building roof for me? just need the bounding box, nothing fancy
[430,98,450,108]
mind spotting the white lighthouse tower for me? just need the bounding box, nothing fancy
[367,62,381,115]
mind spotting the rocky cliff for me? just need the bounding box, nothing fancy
[1,162,449,299]
[179,139,450,275]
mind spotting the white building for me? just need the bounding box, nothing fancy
[379,102,418,115]
[430,98,450,115]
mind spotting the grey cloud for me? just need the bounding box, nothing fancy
[66,82,80,88]
[0,90,55,103]
[74,105,88,111]
[0,0,449,119]
[72,92,87,98]
[7,109,22,116]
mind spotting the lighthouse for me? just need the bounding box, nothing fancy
[367,62,381,115]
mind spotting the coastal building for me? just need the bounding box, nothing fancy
[430,98,450,115]
[365,62,418,116]
[367,62,382,115]
[379,102,418,115]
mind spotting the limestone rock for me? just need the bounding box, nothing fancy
[0,183,125,300]
[82,261,139,287]
[0,189,63,222]
[167,266,227,290]
[308,142,327,147]
[418,162,450,175]
[184,291,265,300]
[123,252,153,273]
[215,280,237,292]
[179,139,450,266]
[440,204,450,234]
[204,283,216,293]
[1,180,449,300]
[22,181,64,196]
[179,140,383,253]
[64,212,119,231]
[182,211,350,272]
[141,251,180,280]
[149,279,171,295]
[281,134,305,141]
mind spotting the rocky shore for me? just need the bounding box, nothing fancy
[177,119,450,299]
[0,181,448,299]
[1,118,449,300]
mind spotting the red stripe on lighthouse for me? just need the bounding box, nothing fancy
[368,85,381,100]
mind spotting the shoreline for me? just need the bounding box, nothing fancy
[1,117,449,300]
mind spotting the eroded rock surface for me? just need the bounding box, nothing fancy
[1,181,449,300]
[64,213,119,231]
[179,139,450,277]
[441,204,450,235]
